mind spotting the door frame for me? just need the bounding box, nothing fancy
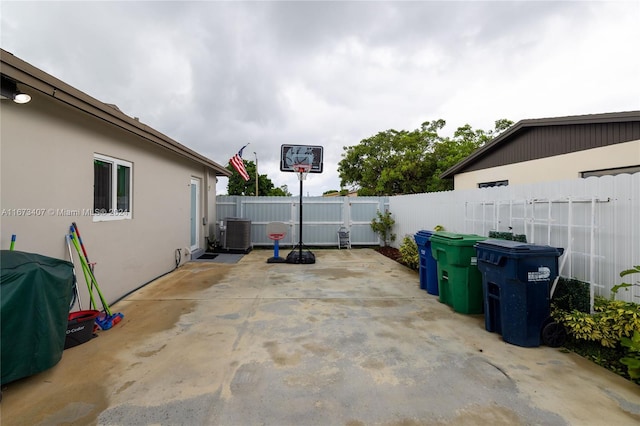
[190,178,200,252]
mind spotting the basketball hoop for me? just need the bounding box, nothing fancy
[266,222,288,263]
[279,146,319,264]
[293,163,311,181]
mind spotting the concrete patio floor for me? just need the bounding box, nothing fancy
[2,249,639,425]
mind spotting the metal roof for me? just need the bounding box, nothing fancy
[1,48,232,177]
[440,110,640,179]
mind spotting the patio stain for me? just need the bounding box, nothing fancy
[302,342,335,357]
[375,330,404,341]
[121,300,196,334]
[30,401,100,426]
[2,353,111,425]
[309,268,366,279]
[375,315,421,330]
[133,263,233,298]
[0,299,200,424]
[126,361,142,370]
[230,362,263,395]
[443,403,521,425]
[415,309,454,322]
[44,299,195,423]
[264,341,302,367]
[323,298,400,308]
[135,343,167,358]
[6,249,639,426]
[360,358,385,370]
[115,380,136,395]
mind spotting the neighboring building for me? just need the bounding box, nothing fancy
[323,190,359,197]
[1,49,231,304]
[441,111,640,190]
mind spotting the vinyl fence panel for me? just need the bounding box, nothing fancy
[217,174,638,302]
[390,173,639,303]
[216,196,387,248]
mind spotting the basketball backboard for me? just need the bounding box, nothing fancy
[280,145,323,173]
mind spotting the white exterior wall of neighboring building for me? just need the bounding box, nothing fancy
[1,90,216,304]
[453,139,640,190]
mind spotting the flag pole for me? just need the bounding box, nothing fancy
[254,151,258,196]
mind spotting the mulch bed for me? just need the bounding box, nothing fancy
[375,246,404,264]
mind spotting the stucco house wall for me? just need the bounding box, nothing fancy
[1,51,229,305]
[441,111,640,190]
[453,139,640,189]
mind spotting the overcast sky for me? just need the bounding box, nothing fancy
[2,1,639,196]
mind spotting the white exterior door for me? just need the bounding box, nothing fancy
[190,178,200,251]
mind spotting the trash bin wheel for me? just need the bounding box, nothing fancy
[541,321,567,348]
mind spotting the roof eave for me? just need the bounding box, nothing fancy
[439,110,640,179]
[1,49,232,177]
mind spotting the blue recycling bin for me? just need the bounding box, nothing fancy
[475,239,564,347]
[414,230,438,295]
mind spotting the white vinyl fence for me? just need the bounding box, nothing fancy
[216,196,388,248]
[217,173,638,302]
[391,173,640,303]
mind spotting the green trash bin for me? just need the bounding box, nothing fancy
[430,232,487,314]
[1,250,74,385]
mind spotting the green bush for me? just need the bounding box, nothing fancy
[563,337,630,380]
[552,266,640,384]
[552,277,590,313]
[399,235,418,271]
[370,210,396,247]
[553,296,640,348]
[611,265,640,299]
[620,331,640,380]
[488,231,527,242]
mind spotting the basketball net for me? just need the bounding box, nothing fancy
[293,164,311,181]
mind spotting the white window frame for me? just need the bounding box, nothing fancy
[93,153,133,222]
[478,179,509,188]
[581,165,640,178]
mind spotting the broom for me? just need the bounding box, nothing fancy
[69,227,123,330]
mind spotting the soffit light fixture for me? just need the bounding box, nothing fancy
[1,75,31,104]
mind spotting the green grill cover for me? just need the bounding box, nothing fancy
[1,250,74,385]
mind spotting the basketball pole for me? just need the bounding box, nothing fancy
[298,172,303,261]
[280,144,321,264]
[285,166,315,264]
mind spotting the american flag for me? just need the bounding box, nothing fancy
[230,144,250,181]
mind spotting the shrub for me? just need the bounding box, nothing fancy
[553,296,640,348]
[487,231,527,242]
[552,277,590,313]
[399,235,418,271]
[611,265,640,300]
[620,331,640,381]
[552,266,640,385]
[370,210,396,247]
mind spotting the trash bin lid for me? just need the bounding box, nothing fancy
[414,231,434,246]
[430,231,486,246]
[475,239,564,256]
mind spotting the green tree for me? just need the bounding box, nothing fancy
[323,189,349,196]
[227,161,291,196]
[338,118,513,195]
[338,120,444,195]
[269,185,291,197]
[370,210,396,246]
[429,118,513,191]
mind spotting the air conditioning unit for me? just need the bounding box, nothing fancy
[223,217,252,252]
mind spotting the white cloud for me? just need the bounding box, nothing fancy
[2,1,638,197]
